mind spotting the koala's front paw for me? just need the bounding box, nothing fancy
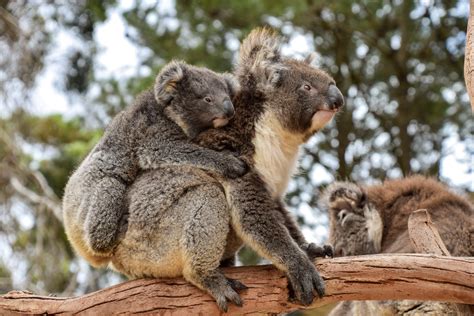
[287,258,325,305]
[326,182,367,213]
[221,155,248,179]
[302,243,334,260]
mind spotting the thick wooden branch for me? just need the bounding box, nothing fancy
[1,254,473,315]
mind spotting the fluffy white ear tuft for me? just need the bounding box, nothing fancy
[304,52,319,66]
[236,27,286,91]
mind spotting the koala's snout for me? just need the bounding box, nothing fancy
[212,100,235,128]
[222,100,235,118]
[327,85,344,110]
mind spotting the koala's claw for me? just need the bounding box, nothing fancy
[303,243,334,260]
[327,182,366,212]
[215,285,242,312]
[322,244,334,258]
[227,278,249,291]
[287,260,325,306]
[204,275,246,312]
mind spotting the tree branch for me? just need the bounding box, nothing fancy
[465,1,474,111]
[408,209,451,256]
[9,176,62,222]
[1,254,472,315]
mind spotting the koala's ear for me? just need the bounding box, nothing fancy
[304,52,318,66]
[222,73,241,99]
[154,61,186,105]
[236,27,285,91]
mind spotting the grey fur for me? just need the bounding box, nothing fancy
[62,61,246,267]
[107,28,341,311]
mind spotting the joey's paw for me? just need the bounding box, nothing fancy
[302,243,334,260]
[287,259,325,305]
[325,182,367,213]
[222,156,248,179]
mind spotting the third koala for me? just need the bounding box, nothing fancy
[322,176,473,315]
[62,61,245,267]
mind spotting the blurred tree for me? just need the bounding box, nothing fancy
[0,2,471,310]
[0,0,119,295]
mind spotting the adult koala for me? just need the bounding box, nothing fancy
[110,28,344,311]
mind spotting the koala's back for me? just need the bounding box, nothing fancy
[367,176,473,256]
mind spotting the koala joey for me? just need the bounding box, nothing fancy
[109,28,343,311]
[322,176,473,316]
[62,61,246,267]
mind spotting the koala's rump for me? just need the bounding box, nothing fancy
[110,165,235,278]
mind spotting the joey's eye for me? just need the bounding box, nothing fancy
[204,96,212,103]
[303,84,311,91]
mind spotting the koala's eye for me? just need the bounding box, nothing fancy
[204,96,212,103]
[303,84,311,91]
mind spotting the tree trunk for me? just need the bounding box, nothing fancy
[465,0,474,111]
[1,254,472,315]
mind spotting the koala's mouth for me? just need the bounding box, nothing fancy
[310,109,338,131]
[212,117,230,128]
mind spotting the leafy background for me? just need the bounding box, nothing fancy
[0,0,472,313]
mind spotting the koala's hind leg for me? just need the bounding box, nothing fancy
[181,184,247,312]
[85,177,127,254]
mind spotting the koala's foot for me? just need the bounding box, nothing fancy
[325,181,367,214]
[187,270,247,312]
[286,257,325,305]
[302,243,334,260]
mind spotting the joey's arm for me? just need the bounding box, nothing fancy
[193,128,242,154]
[137,127,246,178]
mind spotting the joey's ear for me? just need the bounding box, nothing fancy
[222,73,241,99]
[154,60,186,105]
[236,27,285,90]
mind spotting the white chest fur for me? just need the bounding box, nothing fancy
[252,111,303,198]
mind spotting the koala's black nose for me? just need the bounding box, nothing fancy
[223,100,235,118]
[327,85,344,110]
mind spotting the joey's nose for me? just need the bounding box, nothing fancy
[327,85,344,110]
[223,100,235,118]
